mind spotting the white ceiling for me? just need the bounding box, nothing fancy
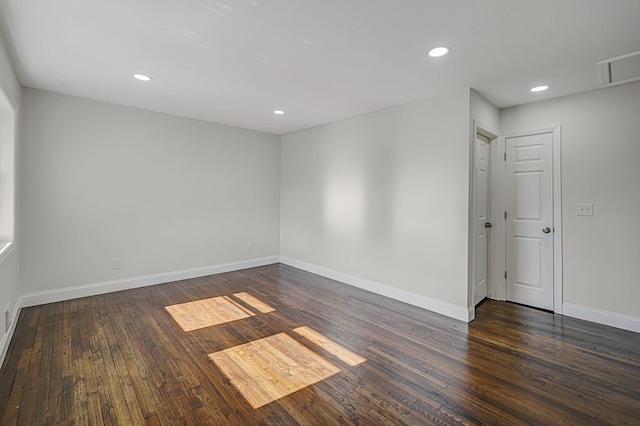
[1,0,639,135]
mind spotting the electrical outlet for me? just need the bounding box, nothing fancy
[112,258,121,269]
[247,242,253,252]
[576,203,594,216]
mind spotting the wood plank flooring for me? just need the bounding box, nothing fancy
[1,264,639,425]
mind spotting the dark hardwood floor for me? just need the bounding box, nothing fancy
[1,264,639,425]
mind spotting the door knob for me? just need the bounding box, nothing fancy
[542,227,551,233]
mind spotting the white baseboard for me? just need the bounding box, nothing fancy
[280,256,471,322]
[563,302,640,333]
[0,300,21,370]
[20,256,280,308]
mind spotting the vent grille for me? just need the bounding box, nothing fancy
[598,51,640,87]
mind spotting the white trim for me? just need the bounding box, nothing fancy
[0,298,21,370]
[552,127,563,314]
[597,51,640,88]
[563,303,640,334]
[0,240,14,267]
[502,126,563,314]
[489,135,507,302]
[0,81,17,265]
[469,120,501,318]
[280,256,471,322]
[20,256,280,308]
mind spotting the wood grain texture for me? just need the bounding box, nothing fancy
[210,332,340,408]
[165,296,255,332]
[232,292,276,314]
[1,264,639,425]
[293,326,366,367]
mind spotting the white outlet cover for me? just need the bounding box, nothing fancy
[576,203,594,216]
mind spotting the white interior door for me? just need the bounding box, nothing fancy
[473,134,490,305]
[506,132,554,310]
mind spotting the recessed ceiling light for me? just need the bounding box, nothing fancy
[273,110,285,115]
[428,46,450,57]
[530,85,549,92]
[133,73,152,81]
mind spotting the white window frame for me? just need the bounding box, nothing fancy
[0,80,16,267]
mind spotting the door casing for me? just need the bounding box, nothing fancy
[468,120,500,320]
[472,132,491,306]
[468,124,563,319]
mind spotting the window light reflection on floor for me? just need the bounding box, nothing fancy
[233,292,276,313]
[210,332,341,408]
[165,296,256,332]
[166,292,367,409]
[293,326,366,367]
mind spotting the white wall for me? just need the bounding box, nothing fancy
[470,89,500,131]
[0,37,21,364]
[281,88,472,318]
[11,67,639,337]
[20,88,281,295]
[501,82,640,319]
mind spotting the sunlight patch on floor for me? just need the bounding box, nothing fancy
[233,292,276,313]
[209,333,341,408]
[165,296,255,331]
[293,326,367,367]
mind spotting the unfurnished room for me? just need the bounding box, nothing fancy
[0,1,639,424]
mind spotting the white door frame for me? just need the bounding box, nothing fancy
[468,120,500,320]
[501,127,563,313]
[469,124,563,319]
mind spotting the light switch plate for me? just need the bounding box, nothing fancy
[576,203,594,216]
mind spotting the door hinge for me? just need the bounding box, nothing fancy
[504,211,507,220]
[504,270,507,279]
[504,152,506,161]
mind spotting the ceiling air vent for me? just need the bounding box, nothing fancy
[598,51,640,87]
